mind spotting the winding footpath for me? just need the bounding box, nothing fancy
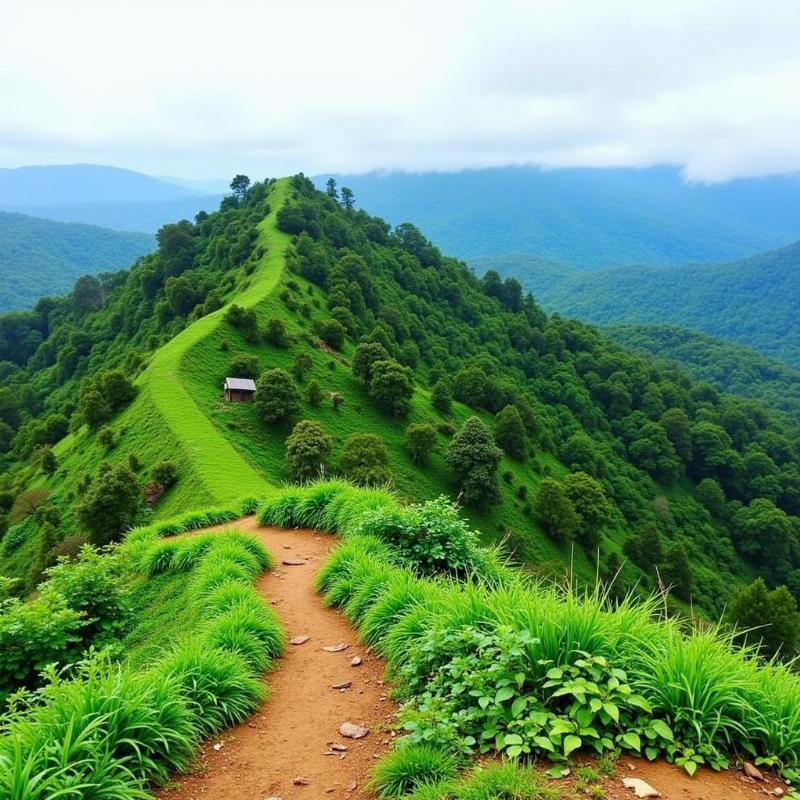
[157,518,397,800]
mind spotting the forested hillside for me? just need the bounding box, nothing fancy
[316,166,800,267]
[0,211,155,311]
[480,244,800,369]
[607,324,800,421]
[1,175,799,633]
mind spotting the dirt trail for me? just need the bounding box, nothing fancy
[157,518,791,800]
[157,518,396,800]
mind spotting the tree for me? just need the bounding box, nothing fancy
[695,478,726,518]
[339,433,392,486]
[726,578,800,660]
[230,174,251,201]
[254,368,301,423]
[369,359,414,417]
[623,522,664,572]
[292,353,313,382]
[325,177,339,201]
[446,417,503,507]
[228,352,259,379]
[226,304,259,342]
[352,341,390,387]
[340,186,355,211]
[406,423,437,466]
[662,541,692,600]
[628,422,681,483]
[494,405,528,459]
[265,318,289,347]
[151,461,178,488]
[38,446,57,475]
[79,389,112,429]
[660,408,693,463]
[562,471,611,546]
[431,379,452,415]
[318,318,346,350]
[535,478,579,543]
[732,498,794,569]
[285,420,333,482]
[76,463,141,546]
[307,380,323,406]
[560,432,605,477]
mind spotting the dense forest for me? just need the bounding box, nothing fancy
[480,244,800,369]
[1,174,799,649]
[607,324,800,420]
[0,211,154,311]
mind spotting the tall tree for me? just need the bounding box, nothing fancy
[285,420,333,482]
[325,177,339,201]
[446,417,503,507]
[230,174,251,201]
[340,186,355,211]
[494,404,528,459]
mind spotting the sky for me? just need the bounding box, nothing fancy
[1,0,800,182]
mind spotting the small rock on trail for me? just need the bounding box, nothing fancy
[323,643,349,652]
[331,681,352,690]
[743,762,764,781]
[282,558,307,566]
[623,777,661,798]
[350,655,362,666]
[340,723,369,739]
[290,635,310,645]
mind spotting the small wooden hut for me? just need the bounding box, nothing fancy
[223,377,256,403]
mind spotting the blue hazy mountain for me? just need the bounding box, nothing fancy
[316,166,800,268]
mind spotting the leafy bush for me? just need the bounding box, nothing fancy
[354,496,485,576]
[339,433,393,486]
[254,367,301,422]
[285,419,333,482]
[152,460,178,488]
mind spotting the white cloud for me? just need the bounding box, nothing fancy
[1,0,799,181]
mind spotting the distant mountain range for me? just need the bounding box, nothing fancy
[476,242,800,370]
[0,164,224,233]
[316,166,800,268]
[0,211,154,311]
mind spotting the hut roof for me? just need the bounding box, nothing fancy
[224,377,257,392]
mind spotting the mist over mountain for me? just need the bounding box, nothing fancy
[316,166,800,268]
[0,164,223,233]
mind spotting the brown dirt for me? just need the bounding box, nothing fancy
[155,517,793,800]
[156,518,397,800]
[591,756,790,800]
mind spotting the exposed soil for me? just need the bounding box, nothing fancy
[590,756,790,800]
[156,518,792,800]
[157,518,397,800]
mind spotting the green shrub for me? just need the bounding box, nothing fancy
[369,743,459,797]
[204,603,285,670]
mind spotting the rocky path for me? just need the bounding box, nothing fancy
[157,518,397,800]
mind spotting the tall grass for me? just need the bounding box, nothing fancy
[283,480,800,774]
[0,525,282,799]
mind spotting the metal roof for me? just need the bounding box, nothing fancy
[224,377,256,392]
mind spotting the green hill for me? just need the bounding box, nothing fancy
[1,175,799,627]
[477,244,800,369]
[0,211,154,311]
[605,324,800,421]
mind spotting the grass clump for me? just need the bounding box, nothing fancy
[369,743,460,797]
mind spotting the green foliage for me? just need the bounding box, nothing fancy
[431,379,452,415]
[339,433,392,486]
[227,350,259,379]
[494,405,528,459]
[406,423,437,466]
[535,478,579,543]
[285,419,333,482]
[226,303,259,342]
[446,417,503,508]
[562,472,611,547]
[253,367,301,422]
[317,528,800,779]
[265,316,289,346]
[76,462,142,545]
[369,743,460,798]
[726,578,800,659]
[661,541,693,601]
[152,459,178,488]
[369,359,414,418]
[353,341,391,387]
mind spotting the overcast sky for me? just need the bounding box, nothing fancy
[2,0,799,182]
